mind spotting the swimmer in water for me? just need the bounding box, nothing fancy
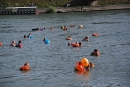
[16,40,22,48]
[27,33,32,38]
[82,36,89,42]
[66,36,72,40]
[90,49,100,56]
[10,40,16,47]
[20,62,30,71]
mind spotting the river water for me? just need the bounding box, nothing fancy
[0,9,130,87]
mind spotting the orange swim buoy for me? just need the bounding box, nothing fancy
[0,42,2,46]
[81,58,89,67]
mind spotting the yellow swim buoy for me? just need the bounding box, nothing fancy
[81,58,89,67]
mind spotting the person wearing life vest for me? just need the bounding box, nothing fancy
[20,62,30,71]
[74,61,85,72]
[68,42,82,47]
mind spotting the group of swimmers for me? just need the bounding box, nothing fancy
[60,26,100,73]
[10,40,22,48]
[66,34,100,57]
[0,24,100,73]
[30,24,82,32]
[72,37,100,73]
[22,25,99,72]
[9,32,35,48]
[31,27,55,31]
[24,32,34,38]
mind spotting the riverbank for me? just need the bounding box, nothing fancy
[37,4,130,13]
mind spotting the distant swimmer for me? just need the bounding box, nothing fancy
[61,26,67,31]
[68,42,82,47]
[70,25,74,27]
[90,49,100,56]
[27,33,32,38]
[89,62,94,67]
[27,33,34,38]
[50,27,54,30]
[20,62,30,71]
[24,35,27,38]
[63,26,67,31]
[92,33,98,36]
[10,40,16,47]
[43,38,50,44]
[40,28,45,31]
[32,28,40,31]
[79,25,83,28]
[16,40,23,48]
[66,36,72,40]
[82,36,89,41]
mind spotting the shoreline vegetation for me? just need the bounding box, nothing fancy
[0,0,130,14]
[38,4,130,13]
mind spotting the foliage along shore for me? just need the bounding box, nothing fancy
[0,0,130,8]
[37,4,130,13]
[0,0,130,14]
